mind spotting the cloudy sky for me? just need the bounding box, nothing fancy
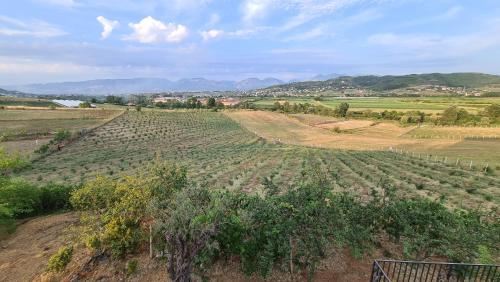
[1,0,500,84]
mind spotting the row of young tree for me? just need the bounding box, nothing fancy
[64,161,499,281]
[270,101,500,126]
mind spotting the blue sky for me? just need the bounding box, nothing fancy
[1,0,500,84]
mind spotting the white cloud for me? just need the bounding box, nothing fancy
[200,29,223,41]
[241,0,379,32]
[397,5,463,28]
[0,15,66,38]
[96,16,119,39]
[35,0,76,7]
[171,0,212,10]
[285,26,328,41]
[124,16,188,43]
[207,13,220,27]
[367,30,500,58]
[242,0,274,22]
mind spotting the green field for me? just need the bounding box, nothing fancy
[0,96,59,107]
[17,110,500,209]
[253,97,500,113]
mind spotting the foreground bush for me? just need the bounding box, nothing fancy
[0,178,74,218]
[69,163,500,281]
[70,176,151,257]
[47,245,73,272]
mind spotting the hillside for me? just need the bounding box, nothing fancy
[257,73,500,94]
[0,88,27,96]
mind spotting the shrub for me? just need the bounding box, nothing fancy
[47,245,73,272]
[70,175,152,257]
[39,183,74,212]
[0,178,41,218]
[53,130,71,142]
[0,147,27,175]
[126,259,138,276]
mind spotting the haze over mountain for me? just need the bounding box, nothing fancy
[2,74,346,95]
[2,77,287,95]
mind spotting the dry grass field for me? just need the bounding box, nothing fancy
[226,110,500,169]
[226,111,454,150]
[0,108,123,146]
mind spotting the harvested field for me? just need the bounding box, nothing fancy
[226,111,454,150]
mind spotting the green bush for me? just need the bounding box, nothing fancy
[126,259,138,276]
[47,245,73,272]
[70,175,151,257]
[39,183,74,212]
[0,178,41,218]
[53,130,71,142]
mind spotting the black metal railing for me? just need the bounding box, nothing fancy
[370,260,499,282]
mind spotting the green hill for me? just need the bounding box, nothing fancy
[261,73,500,93]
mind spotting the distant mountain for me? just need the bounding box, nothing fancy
[236,78,284,91]
[2,77,285,95]
[0,88,28,96]
[259,73,500,93]
[310,73,345,81]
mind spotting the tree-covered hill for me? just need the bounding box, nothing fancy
[259,73,500,93]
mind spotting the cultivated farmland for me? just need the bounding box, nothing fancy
[19,110,500,209]
[0,108,122,141]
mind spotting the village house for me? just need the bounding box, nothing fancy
[219,98,241,107]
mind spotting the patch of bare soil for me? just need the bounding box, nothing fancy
[0,212,77,282]
[43,247,383,282]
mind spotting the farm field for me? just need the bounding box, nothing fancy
[227,110,452,149]
[0,108,123,144]
[17,110,500,209]
[253,96,500,113]
[0,96,59,108]
[229,110,500,169]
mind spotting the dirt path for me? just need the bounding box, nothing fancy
[0,213,77,282]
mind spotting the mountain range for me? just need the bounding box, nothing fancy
[1,74,342,95]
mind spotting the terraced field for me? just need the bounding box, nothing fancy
[19,110,500,209]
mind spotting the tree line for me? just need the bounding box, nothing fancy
[269,101,500,126]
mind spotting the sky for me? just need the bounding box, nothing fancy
[1,0,500,84]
